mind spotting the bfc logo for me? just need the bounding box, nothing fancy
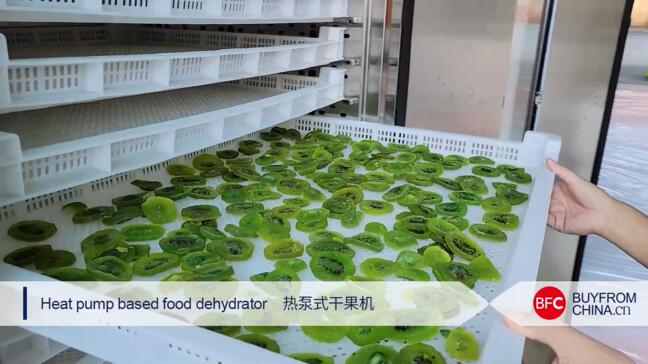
[533,286,566,320]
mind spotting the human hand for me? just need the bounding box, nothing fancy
[546,159,614,236]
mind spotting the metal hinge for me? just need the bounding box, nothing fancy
[534,91,544,105]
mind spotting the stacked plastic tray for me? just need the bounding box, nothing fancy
[0,116,560,363]
[0,0,349,23]
[0,25,345,112]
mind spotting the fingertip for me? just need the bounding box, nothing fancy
[546,158,557,171]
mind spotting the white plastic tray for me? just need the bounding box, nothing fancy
[0,0,349,24]
[0,68,345,207]
[0,25,345,113]
[0,116,560,364]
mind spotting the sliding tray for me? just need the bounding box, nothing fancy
[0,25,345,113]
[0,116,560,363]
[0,0,348,24]
[0,68,345,206]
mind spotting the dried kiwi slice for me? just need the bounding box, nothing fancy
[4,245,52,267]
[382,184,411,202]
[396,250,426,269]
[322,197,355,218]
[207,237,254,261]
[216,150,239,159]
[432,262,477,288]
[435,202,467,217]
[132,252,180,276]
[344,232,384,252]
[362,222,386,236]
[226,202,264,215]
[250,268,299,282]
[423,246,451,266]
[81,228,123,258]
[306,241,355,258]
[159,235,205,256]
[492,181,517,191]
[236,334,280,353]
[468,224,507,242]
[7,220,57,242]
[341,211,364,229]
[102,206,142,225]
[360,257,395,279]
[444,328,480,361]
[469,256,501,281]
[406,174,435,186]
[302,326,348,343]
[435,177,462,191]
[441,159,463,170]
[166,164,195,176]
[181,251,224,272]
[395,267,430,281]
[264,239,304,260]
[346,326,389,346]
[456,175,488,194]
[397,343,446,364]
[296,219,328,233]
[87,256,132,281]
[448,191,482,205]
[505,168,532,184]
[112,192,148,208]
[181,205,221,221]
[275,258,307,272]
[189,186,218,199]
[408,204,437,218]
[34,250,76,271]
[136,197,177,223]
[200,167,227,178]
[302,186,326,201]
[332,187,364,205]
[61,202,87,214]
[309,252,355,281]
[277,178,308,195]
[361,181,391,192]
[413,162,444,177]
[346,344,398,364]
[384,230,417,249]
[131,180,162,191]
[121,224,165,241]
[171,175,206,187]
[309,231,344,246]
[444,231,484,261]
[469,156,495,165]
[472,165,501,178]
[154,186,189,200]
[73,206,115,224]
[222,171,246,183]
[482,212,520,230]
[439,215,469,231]
[480,196,511,213]
[359,200,394,215]
[496,187,529,205]
[192,154,223,171]
[278,197,306,208]
[383,162,412,175]
[289,353,334,364]
[393,221,430,239]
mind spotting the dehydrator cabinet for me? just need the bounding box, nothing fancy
[0,0,631,363]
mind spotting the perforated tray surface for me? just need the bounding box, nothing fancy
[0,116,560,364]
[0,84,281,150]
